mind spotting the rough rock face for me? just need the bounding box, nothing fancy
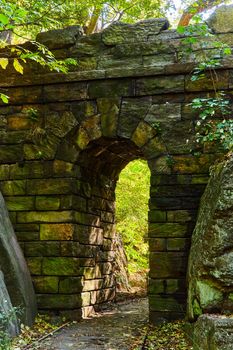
[187,155,233,321]
[0,193,37,326]
[193,315,233,350]
[0,271,19,336]
[36,25,84,49]
[207,5,233,33]
[102,18,170,45]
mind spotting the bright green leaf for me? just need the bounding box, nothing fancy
[0,93,9,104]
[13,59,24,74]
[0,13,9,26]
[0,58,8,69]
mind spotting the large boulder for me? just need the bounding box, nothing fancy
[193,314,233,350]
[207,5,233,33]
[0,192,37,326]
[187,155,233,321]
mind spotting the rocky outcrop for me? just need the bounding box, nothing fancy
[0,192,37,326]
[193,314,233,350]
[36,25,84,49]
[187,155,233,320]
[207,5,233,33]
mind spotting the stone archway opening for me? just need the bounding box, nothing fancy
[115,159,150,299]
[77,137,148,315]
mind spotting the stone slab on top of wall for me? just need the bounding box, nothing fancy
[3,10,233,90]
[0,192,37,326]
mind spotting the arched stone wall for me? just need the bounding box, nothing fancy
[0,18,231,322]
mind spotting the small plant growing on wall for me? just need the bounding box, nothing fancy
[178,15,233,153]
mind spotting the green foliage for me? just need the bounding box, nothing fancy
[27,108,39,122]
[191,95,233,150]
[0,93,9,104]
[0,305,21,350]
[0,0,171,41]
[0,1,78,103]
[115,159,150,274]
[179,15,233,152]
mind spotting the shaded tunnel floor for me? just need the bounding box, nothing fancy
[35,298,148,350]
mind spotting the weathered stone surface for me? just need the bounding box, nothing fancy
[17,210,73,223]
[0,192,37,326]
[45,111,78,137]
[150,252,187,278]
[136,75,184,95]
[40,223,74,240]
[187,156,233,321]
[42,257,81,276]
[102,19,169,45]
[32,276,59,293]
[207,5,233,34]
[36,25,83,49]
[25,242,60,256]
[193,315,233,350]
[97,98,119,137]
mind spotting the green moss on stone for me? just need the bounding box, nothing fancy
[33,276,59,293]
[196,281,223,309]
[36,196,60,210]
[42,257,81,275]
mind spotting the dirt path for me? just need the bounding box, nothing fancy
[35,298,148,350]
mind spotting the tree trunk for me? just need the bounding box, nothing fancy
[178,0,221,26]
[0,30,13,44]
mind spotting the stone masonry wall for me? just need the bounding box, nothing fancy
[0,17,233,322]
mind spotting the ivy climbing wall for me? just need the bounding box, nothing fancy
[0,16,232,322]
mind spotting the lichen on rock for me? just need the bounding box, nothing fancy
[187,154,233,320]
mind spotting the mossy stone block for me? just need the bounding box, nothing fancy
[1,180,26,195]
[33,276,59,293]
[40,223,74,240]
[5,196,34,211]
[36,196,60,210]
[37,294,82,309]
[0,165,9,180]
[27,179,73,195]
[0,145,23,163]
[59,277,82,293]
[97,98,119,137]
[148,210,167,222]
[150,252,187,278]
[17,210,73,223]
[42,257,80,275]
[24,242,60,256]
[26,257,42,275]
[148,223,188,237]
[148,279,165,294]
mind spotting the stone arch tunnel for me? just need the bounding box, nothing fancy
[0,16,232,322]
